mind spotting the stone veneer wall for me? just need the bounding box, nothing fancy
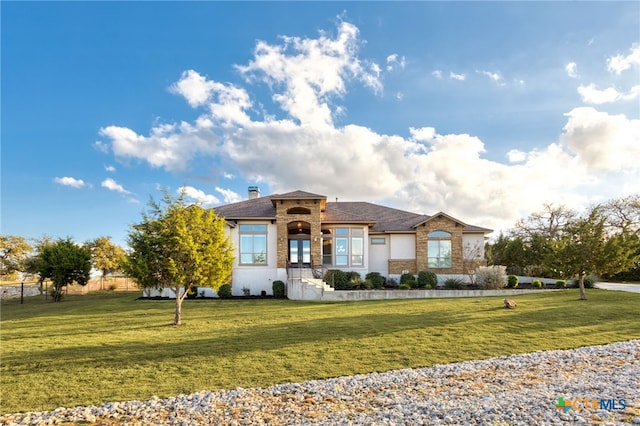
[274,199,323,268]
[416,215,464,274]
[388,259,418,275]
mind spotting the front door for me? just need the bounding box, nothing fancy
[289,239,311,267]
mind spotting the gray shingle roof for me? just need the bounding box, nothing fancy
[213,191,492,234]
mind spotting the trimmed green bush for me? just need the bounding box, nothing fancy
[444,278,465,289]
[217,284,232,298]
[555,280,567,288]
[417,271,437,289]
[385,277,399,288]
[365,272,386,289]
[398,283,411,290]
[400,272,415,284]
[325,270,349,289]
[272,280,286,298]
[400,272,417,288]
[531,279,543,288]
[507,275,519,289]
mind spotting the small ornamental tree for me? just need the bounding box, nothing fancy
[125,191,234,325]
[87,236,126,289]
[0,235,32,281]
[548,207,639,300]
[38,238,91,301]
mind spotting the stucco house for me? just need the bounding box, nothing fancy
[214,187,492,296]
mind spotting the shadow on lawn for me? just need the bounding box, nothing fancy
[7,308,473,370]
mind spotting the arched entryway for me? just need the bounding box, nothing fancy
[288,221,311,267]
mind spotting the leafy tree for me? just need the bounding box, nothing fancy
[87,236,126,289]
[547,207,639,300]
[599,195,640,281]
[38,238,91,301]
[22,236,54,284]
[125,191,234,325]
[0,235,32,280]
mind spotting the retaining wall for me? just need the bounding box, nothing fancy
[287,279,557,301]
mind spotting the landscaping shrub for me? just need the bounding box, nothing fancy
[349,278,373,290]
[475,266,507,289]
[345,271,361,283]
[385,277,399,288]
[242,287,251,296]
[272,280,286,298]
[398,283,411,290]
[555,280,567,288]
[506,275,519,289]
[531,279,543,288]
[400,272,417,287]
[444,278,466,289]
[417,271,437,289]
[583,274,598,288]
[217,284,232,298]
[568,275,598,289]
[325,270,349,289]
[365,272,386,289]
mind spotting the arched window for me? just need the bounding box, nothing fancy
[428,230,451,268]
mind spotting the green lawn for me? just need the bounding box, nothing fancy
[1,289,639,414]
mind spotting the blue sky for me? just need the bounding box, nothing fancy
[2,2,639,248]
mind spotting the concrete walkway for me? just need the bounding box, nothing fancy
[595,282,640,293]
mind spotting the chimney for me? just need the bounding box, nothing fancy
[248,186,260,199]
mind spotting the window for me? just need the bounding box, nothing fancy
[322,227,364,267]
[428,230,451,268]
[239,224,267,265]
[371,237,386,245]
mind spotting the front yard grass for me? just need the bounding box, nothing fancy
[1,289,639,414]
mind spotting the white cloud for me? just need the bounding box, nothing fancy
[223,172,234,180]
[432,70,443,79]
[479,70,501,82]
[54,176,86,188]
[506,149,527,163]
[607,43,640,75]
[101,178,131,194]
[386,54,406,71]
[235,20,382,128]
[560,107,640,172]
[449,72,465,81]
[215,187,243,204]
[179,186,220,206]
[99,120,220,172]
[578,83,640,104]
[105,165,116,172]
[565,62,578,78]
[99,20,640,236]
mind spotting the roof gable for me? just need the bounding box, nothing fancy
[212,189,492,234]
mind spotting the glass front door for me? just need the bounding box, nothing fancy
[289,239,311,267]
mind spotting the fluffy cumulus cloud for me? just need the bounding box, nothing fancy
[607,43,640,75]
[578,83,640,104]
[565,62,578,78]
[180,186,220,206]
[54,176,87,188]
[99,19,639,234]
[180,186,243,206]
[560,107,640,172]
[101,178,131,194]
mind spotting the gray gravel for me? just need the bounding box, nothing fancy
[2,340,638,425]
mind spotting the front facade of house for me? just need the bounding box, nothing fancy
[214,188,492,296]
